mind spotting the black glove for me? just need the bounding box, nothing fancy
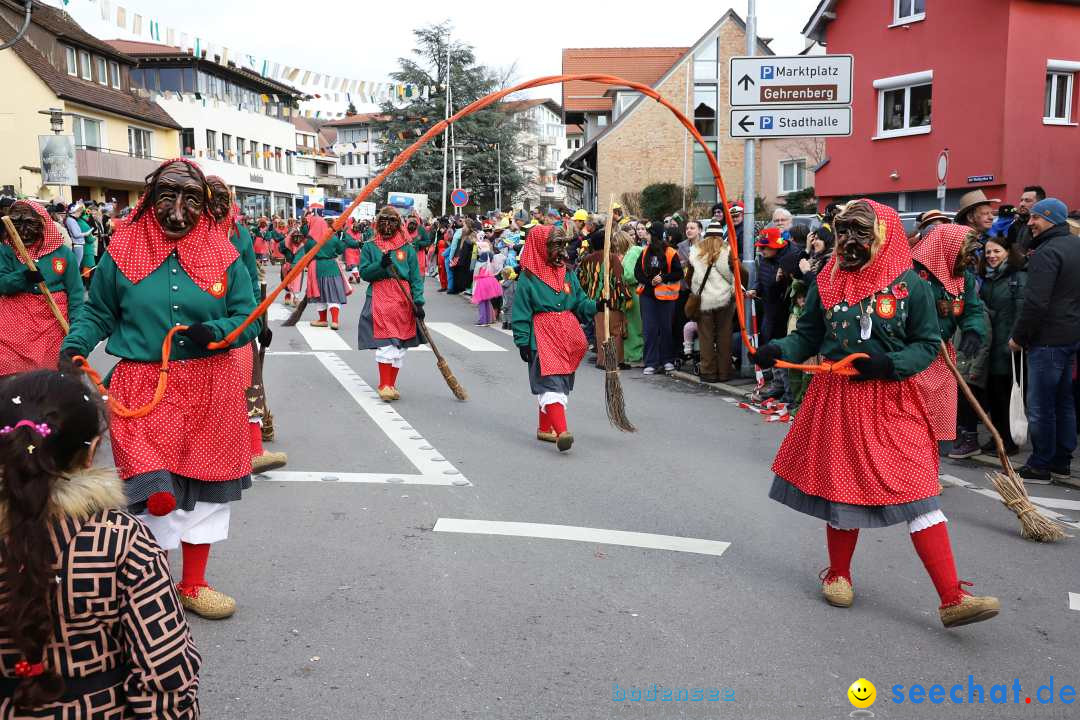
[58,347,81,374]
[380,251,393,268]
[750,343,782,369]
[851,353,895,381]
[24,269,44,285]
[518,346,532,364]
[180,323,216,348]
[594,298,607,314]
[258,326,273,348]
[958,330,981,357]
[414,304,425,321]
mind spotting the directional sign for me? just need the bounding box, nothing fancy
[730,55,853,107]
[729,108,852,139]
[450,188,469,208]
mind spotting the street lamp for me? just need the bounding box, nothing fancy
[38,107,72,135]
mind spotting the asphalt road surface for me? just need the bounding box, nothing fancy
[91,270,1080,720]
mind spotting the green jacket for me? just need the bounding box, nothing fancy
[303,232,360,279]
[76,216,96,270]
[511,270,597,352]
[230,224,260,296]
[278,239,300,264]
[772,269,940,380]
[914,264,987,342]
[358,241,424,305]
[979,265,1027,376]
[61,252,259,362]
[413,226,434,250]
[0,244,85,320]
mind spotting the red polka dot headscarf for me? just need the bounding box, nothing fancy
[8,200,63,259]
[816,199,913,308]
[911,223,971,295]
[520,224,565,292]
[108,158,237,291]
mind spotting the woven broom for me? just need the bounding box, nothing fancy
[938,341,1066,542]
[600,196,634,432]
[386,263,467,401]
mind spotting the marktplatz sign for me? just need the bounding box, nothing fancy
[729,55,853,107]
[729,108,852,139]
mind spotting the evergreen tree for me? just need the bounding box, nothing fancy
[375,22,524,214]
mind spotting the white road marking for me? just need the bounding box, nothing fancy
[1070,592,1080,612]
[433,518,730,557]
[1027,496,1080,512]
[296,323,352,351]
[425,322,506,352]
[939,474,1080,529]
[313,352,469,483]
[267,304,291,322]
[257,471,466,486]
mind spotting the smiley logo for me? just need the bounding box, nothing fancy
[847,678,876,709]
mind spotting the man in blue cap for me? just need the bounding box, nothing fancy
[1008,198,1080,483]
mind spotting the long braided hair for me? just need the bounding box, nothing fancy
[0,371,106,708]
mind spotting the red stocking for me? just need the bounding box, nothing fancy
[178,542,210,596]
[538,407,552,432]
[545,403,568,434]
[249,421,263,458]
[377,362,393,389]
[911,522,963,607]
[317,309,328,323]
[330,306,340,324]
[388,365,400,387]
[825,525,859,581]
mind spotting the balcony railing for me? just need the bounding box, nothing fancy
[75,147,167,184]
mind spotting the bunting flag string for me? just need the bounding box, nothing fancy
[72,0,439,110]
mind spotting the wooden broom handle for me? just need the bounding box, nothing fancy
[2,216,70,333]
[601,195,616,337]
[938,339,1013,473]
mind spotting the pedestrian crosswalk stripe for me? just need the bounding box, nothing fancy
[296,323,352,351]
[267,304,291,322]
[1070,592,1080,612]
[432,518,730,556]
[1027,496,1080,512]
[425,322,507,351]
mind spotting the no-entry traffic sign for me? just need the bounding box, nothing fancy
[729,55,853,107]
[729,107,852,139]
[450,188,469,208]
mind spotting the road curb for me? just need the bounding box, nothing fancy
[669,369,753,401]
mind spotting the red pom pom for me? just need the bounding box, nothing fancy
[146,491,176,517]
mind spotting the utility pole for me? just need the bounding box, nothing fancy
[496,143,501,214]
[742,0,757,262]
[440,34,451,217]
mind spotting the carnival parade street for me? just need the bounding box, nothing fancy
[3,0,1080,718]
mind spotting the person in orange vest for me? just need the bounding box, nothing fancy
[634,221,684,375]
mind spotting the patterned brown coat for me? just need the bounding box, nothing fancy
[1,468,201,718]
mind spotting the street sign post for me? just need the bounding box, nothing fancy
[729,55,853,107]
[937,149,949,209]
[450,188,469,208]
[729,107,852,139]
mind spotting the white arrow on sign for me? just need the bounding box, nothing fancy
[730,55,854,107]
[729,107,852,139]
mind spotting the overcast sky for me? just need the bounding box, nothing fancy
[56,0,821,110]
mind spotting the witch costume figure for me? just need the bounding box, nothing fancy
[511,224,602,452]
[753,199,999,629]
[0,200,84,376]
[910,224,987,447]
[60,158,260,620]
[358,206,426,402]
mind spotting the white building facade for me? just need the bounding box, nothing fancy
[323,114,387,195]
[503,99,566,211]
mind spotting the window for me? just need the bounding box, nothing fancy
[263,144,271,170]
[694,140,718,203]
[286,152,293,175]
[78,50,91,80]
[614,92,640,119]
[206,130,218,158]
[893,0,926,24]
[72,116,102,150]
[95,57,107,85]
[180,128,195,157]
[694,85,718,137]
[222,134,233,163]
[274,147,282,172]
[780,159,807,194]
[158,68,183,93]
[694,37,719,81]
[874,71,932,138]
[128,127,151,159]
[359,128,369,142]
[64,46,77,76]
[236,138,246,166]
[1044,65,1076,124]
[108,61,121,88]
[597,115,608,127]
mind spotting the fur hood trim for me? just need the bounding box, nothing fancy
[0,467,124,533]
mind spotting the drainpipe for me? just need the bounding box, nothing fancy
[0,1,33,52]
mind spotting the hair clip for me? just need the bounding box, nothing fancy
[14,660,45,678]
[11,396,21,405]
[0,420,51,437]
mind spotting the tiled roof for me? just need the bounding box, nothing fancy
[321,113,392,127]
[498,98,562,116]
[0,11,179,129]
[565,124,584,135]
[106,39,187,56]
[561,47,688,114]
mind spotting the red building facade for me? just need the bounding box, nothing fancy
[804,0,1080,211]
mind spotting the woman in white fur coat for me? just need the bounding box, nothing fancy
[687,221,737,382]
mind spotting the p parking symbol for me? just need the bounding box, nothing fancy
[760,116,774,130]
[760,66,774,80]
